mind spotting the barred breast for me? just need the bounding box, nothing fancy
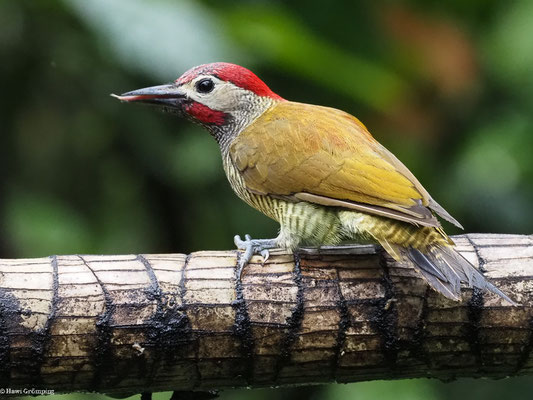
[222,153,344,249]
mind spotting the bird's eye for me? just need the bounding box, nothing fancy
[195,78,215,94]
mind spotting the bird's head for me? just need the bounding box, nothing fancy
[113,62,284,144]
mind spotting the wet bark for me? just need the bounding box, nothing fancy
[0,234,532,395]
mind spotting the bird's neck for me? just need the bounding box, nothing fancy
[207,96,279,154]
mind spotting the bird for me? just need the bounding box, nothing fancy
[113,62,514,304]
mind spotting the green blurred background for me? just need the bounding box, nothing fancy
[1,0,532,399]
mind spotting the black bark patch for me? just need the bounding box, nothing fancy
[274,252,305,382]
[180,254,190,303]
[0,288,25,386]
[466,287,484,372]
[140,255,193,386]
[466,234,487,273]
[28,255,59,385]
[514,316,533,374]
[181,255,200,387]
[81,255,115,391]
[139,254,162,301]
[138,255,163,385]
[231,252,255,385]
[369,250,399,372]
[332,272,350,381]
[411,286,431,368]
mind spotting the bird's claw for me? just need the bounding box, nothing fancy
[260,249,270,265]
[233,234,277,278]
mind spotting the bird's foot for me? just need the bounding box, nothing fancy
[234,234,278,277]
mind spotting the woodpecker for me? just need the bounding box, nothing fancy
[114,62,513,304]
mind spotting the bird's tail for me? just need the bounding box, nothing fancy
[340,211,515,304]
[380,239,515,304]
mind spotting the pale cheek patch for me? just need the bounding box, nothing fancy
[190,84,251,113]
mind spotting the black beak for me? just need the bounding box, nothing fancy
[111,84,186,108]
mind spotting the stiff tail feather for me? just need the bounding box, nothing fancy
[383,241,516,305]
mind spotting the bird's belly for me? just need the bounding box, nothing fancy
[243,191,346,249]
[274,200,345,249]
[223,154,344,248]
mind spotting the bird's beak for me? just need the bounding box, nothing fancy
[111,84,186,108]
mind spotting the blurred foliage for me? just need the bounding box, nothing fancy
[1,0,532,399]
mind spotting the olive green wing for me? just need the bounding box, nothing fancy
[230,101,461,228]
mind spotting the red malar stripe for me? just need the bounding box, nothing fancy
[184,101,227,125]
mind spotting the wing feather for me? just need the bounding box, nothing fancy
[230,101,461,228]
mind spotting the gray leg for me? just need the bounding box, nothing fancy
[234,234,278,276]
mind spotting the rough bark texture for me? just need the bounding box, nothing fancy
[0,234,532,395]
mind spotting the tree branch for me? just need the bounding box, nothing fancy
[0,234,532,395]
